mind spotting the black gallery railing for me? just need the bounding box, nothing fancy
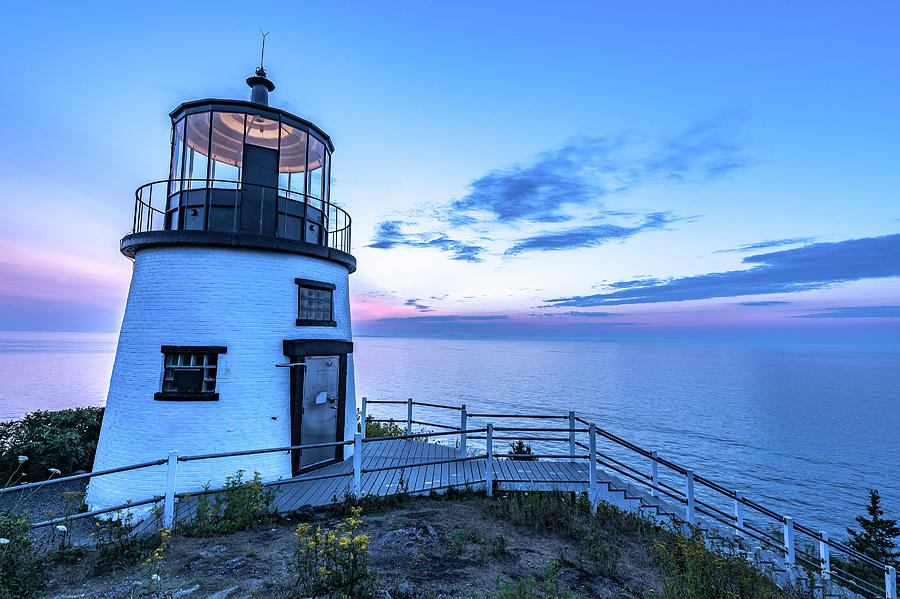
[132,179,351,254]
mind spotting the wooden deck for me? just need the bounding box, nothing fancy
[158,439,599,530]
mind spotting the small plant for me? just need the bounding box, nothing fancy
[651,525,797,599]
[577,528,619,579]
[492,562,584,598]
[292,506,376,598]
[180,470,278,537]
[443,526,486,557]
[138,527,173,599]
[48,491,87,564]
[48,522,81,564]
[0,509,45,599]
[90,512,148,574]
[488,533,511,557]
[508,439,536,461]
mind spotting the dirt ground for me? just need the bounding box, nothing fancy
[42,493,662,599]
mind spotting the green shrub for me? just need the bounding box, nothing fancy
[364,415,405,438]
[179,470,278,537]
[0,509,45,599]
[508,439,536,461]
[90,512,150,574]
[491,491,587,535]
[357,411,429,441]
[577,528,620,579]
[0,407,104,483]
[292,506,376,598]
[492,562,584,598]
[651,526,801,599]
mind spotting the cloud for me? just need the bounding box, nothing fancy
[606,277,665,289]
[738,301,791,306]
[561,311,617,317]
[505,212,678,255]
[544,233,900,307]
[404,299,433,313]
[366,220,485,262]
[793,306,900,318]
[715,237,817,254]
[368,117,751,260]
[376,315,509,323]
[450,117,750,225]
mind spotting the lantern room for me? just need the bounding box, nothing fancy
[128,68,349,256]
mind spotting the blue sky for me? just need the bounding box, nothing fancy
[0,0,898,343]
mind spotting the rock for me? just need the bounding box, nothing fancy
[217,556,250,575]
[206,587,240,599]
[396,581,414,599]
[187,558,204,569]
[295,504,315,521]
[375,591,394,599]
[173,585,201,598]
[419,524,436,536]
[231,579,266,599]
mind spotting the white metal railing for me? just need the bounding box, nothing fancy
[2,396,895,599]
[363,397,898,599]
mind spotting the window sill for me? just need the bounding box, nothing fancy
[154,392,219,401]
[296,319,337,327]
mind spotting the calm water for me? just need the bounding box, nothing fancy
[1,333,897,536]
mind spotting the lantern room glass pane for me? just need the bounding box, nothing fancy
[210,112,244,188]
[279,123,307,197]
[169,118,185,194]
[185,112,210,189]
[323,151,330,201]
[245,114,279,149]
[307,135,325,200]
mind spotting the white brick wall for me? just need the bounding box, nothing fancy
[86,245,356,511]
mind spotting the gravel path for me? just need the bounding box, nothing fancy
[0,479,98,546]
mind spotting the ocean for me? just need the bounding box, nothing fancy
[1,332,897,537]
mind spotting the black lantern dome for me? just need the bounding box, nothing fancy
[124,68,353,271]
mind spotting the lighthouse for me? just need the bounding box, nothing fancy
[86,65,357,511]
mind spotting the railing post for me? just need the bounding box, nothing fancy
[588,423,598,513]
[485,423,494,497]
[734,491,745,538]
[407,397,413,435]
[353,433,362,498]
[819,531,830,581]
[783,516,795,566]
[887,565,897,599]
[459,404,467,458]
[360,396,367,439]
[568,411,576,463]
[163,450,178,529]
[685,470,695,526]
[650,451,659,497]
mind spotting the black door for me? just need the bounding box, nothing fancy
[240,144,278,235]
[289,353,348,475]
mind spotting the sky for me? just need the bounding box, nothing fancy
[0,1,898,344]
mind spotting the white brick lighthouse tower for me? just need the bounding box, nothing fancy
[87,66,357,510]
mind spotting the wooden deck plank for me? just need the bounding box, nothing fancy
[413,441,429,491]
[381,440,408,495]
[152,438,623,535]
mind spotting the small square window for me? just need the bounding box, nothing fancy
[155,346,226,401]
[296,278,336,326]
